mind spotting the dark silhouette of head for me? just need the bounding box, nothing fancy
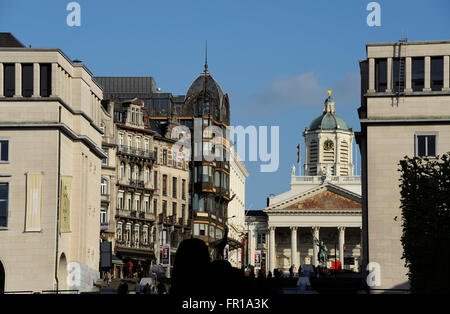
[171,238,211,295]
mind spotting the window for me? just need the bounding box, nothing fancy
[22,64,33,97]
[4,64,15,97]
[143,226,149,244]
[172,202,177,216]
[160,229,168,246]
[416,133,437,157]
[127,195,132,211]
[125,224,131,243]
[102,149,108,165]
[194,193,199,212]
[117,223,123,241]
[199,224,207,236]
[40,64,51,97]
[133,165,139,181]
[118,193,124,209]
[145,167,150,183]
[214,172,220,188]
[100,207,107,224]
[172,177,177,198]
[153,199,158,215]
[136,136,141,151]
[0,140,9,162]
[172,151,177,167]
[163,149,168,165]
[210,225,215,238]
[412,57,424,91]
[202,166,212,183]
[135,195,141,212]
[431,57,444,91]
[162,200,167,216]
[154,171,158,189]
[100,122,105,136]
[120,163,125,179]
[144,197,150,213]
[0,183,9,227]
[162,175,167,196]
[119,133,124,147]
[181,204,186,219]
[257,233,266,245]
[128,135,132,148]
[144,138,149,153]
[222,173,229,189]
[101,178,107,195]
[133,224,140,245]
[154,147,158,162]
[375,59,387,92]
[182,179,186,200]
[126,164,131,180]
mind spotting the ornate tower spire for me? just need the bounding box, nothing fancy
[204,40,208,72]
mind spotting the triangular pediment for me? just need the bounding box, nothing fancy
[285,190,360,210]
[264,183,361,212]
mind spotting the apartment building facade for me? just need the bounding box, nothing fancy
[0,33,105,292]
[357,40,450,290]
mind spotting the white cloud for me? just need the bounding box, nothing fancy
[239,72,360,117]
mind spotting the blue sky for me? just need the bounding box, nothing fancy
[1,0,449,210]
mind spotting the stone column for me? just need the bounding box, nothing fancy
[338,226,346,269]
[386,57,393,92]
[312,226,320,266]
[368,58,375,93]
[50,63,59,97]
[14,63,21,97]
[33,63,40,97]
[443,56,450,91]
[405,57,413,92]
[290,226,298,270]
[269,226,276,273]
[0,63,3,97]
[424,56,431,92]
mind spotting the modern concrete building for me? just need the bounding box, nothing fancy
[357,39,450,290]
[0,33,105,293]
[246,93,362,274]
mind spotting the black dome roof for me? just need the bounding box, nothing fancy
[185,71,224,106]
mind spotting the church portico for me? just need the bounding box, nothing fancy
[246,91,362,276]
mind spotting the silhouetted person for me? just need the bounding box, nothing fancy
[267,271,272,279]
[171,238,211,296]
[118,282,128,295]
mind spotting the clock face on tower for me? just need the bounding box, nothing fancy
[323,139,334,151]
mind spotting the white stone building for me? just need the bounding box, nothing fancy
[357,39,450,290]
[246,92,362,274]
[0,33,105,293]
[227,147,249,268]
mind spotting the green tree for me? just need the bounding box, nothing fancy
[399,154,450,293]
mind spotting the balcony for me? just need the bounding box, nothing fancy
[130,179,145,189]
[101,194,110,203]
[130,210,137,218]
[291,175,361,185]
[118,145,154,160]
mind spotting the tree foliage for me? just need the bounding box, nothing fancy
[399,154,450,293]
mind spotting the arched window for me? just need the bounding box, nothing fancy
[126,164,131,180]
[120,162,125,179]
[134,165,140,181]
[101,178,107,195]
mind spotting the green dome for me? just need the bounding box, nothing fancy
[308,92,350,131]
[309,112,350,131]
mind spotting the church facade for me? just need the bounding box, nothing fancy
[245,92,362,274]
